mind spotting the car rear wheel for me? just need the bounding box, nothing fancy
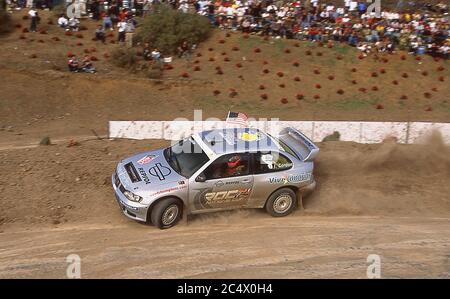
[151,198,182,229]
[265,188,297,217]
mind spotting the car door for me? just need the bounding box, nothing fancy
[188,153,254,213]
[246,151,294,208]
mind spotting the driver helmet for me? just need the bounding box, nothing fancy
[227,155,241,168]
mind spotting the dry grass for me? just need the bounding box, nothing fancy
[0,10,448,125]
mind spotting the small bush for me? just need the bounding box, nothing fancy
[322,131,340,142]
[111,47,138,69]
[0,10,13,35]
[136,6,212,55]
[147,64,164,79]
[39,136,51,146]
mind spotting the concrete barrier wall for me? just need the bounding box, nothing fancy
[109,121,450,144]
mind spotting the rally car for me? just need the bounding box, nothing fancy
[112,127,319,229]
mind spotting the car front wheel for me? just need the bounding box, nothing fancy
[150,198,182,229]
[265,188,297,217]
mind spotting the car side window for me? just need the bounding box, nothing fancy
[204,153,251,180]
[254,152,293,174]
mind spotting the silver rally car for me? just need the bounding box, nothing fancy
[112,127,319,229]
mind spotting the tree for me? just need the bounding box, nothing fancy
[135,5,212,55]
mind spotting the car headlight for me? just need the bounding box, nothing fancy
[123,190,143,202]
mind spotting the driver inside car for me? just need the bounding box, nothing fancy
[225,155,246,177]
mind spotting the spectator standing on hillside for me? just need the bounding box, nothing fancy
[95,24,106,43]
[125,19,135,48]
[142,0,151,17]
[117,19,127,42]
[28,7,39,32]
[103,14,113,30]
[90,0,100,20]
[357,2,366,17]
[179,0,188,13]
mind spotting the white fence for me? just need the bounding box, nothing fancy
[109,121,450,144]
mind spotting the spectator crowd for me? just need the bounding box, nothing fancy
[6,0,449,59]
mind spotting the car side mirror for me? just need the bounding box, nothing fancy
[195,173,206,182]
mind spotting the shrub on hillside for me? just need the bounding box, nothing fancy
[146,64,164,79]
[322,131,341,142]
[135,6,212,55]
[0,10,13,35]
[111,47,138,69]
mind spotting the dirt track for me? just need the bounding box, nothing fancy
[0,135,449,278]
[1,216,449,278]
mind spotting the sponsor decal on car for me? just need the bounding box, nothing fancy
[225,180,241,185]
[151,185,187,196]
[138,167,151,184]
[137,155,157,165]
[269,173,311,184]
[238,131,261,142]
[214,180,225,187]
[149,163,171,181]
[204,188,252,204]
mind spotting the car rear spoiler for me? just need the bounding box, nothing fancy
[278,127,319,162]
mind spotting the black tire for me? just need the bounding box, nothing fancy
[150,198,182,229]
[265,188,297,217]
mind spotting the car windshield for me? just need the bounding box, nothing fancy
[164,137,209,178]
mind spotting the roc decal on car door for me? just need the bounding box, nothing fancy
[204,188,252,205]
[193,186,252,210]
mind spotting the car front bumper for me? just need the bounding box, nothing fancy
[112,172,149,222]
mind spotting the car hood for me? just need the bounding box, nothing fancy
[116,149,185,192]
